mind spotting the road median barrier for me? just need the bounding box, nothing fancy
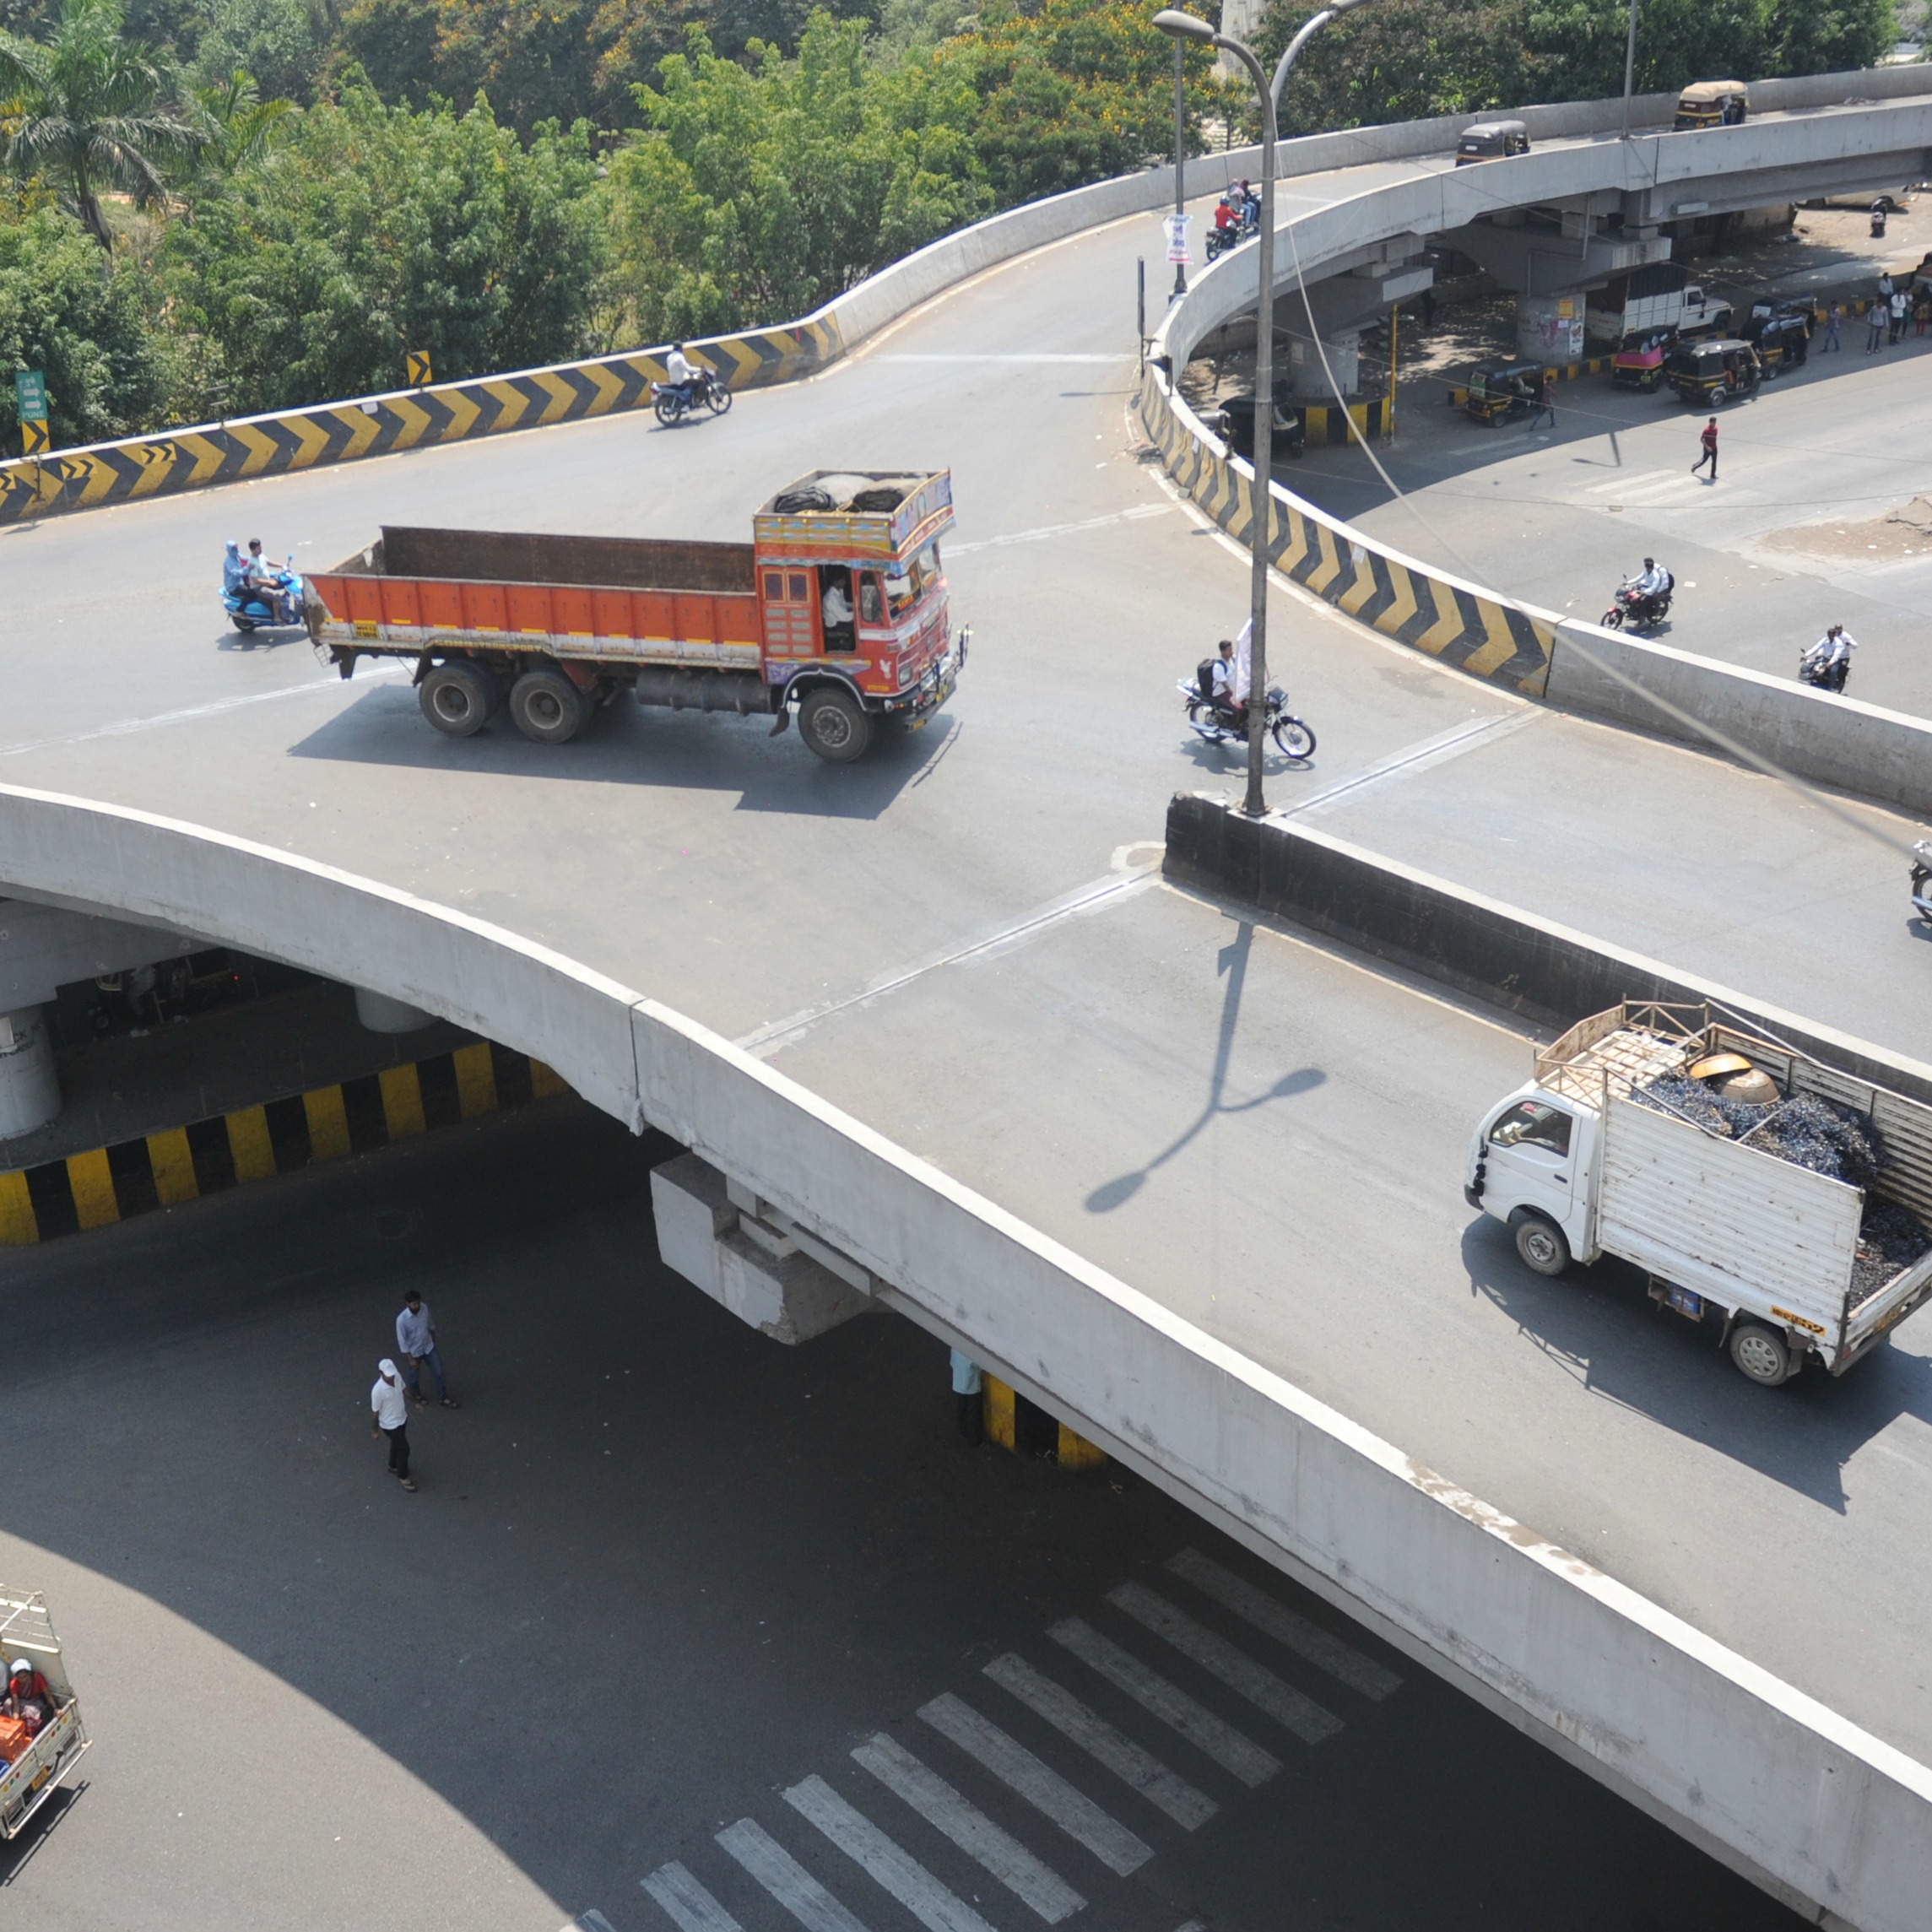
[0,1039,571,1244]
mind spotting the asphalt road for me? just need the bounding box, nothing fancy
[4,166,1932,1794]
[0,1103,1797,1932]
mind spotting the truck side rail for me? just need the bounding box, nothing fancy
[0,1701,87,1838]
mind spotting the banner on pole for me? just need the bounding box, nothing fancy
[1163,213,1191,265]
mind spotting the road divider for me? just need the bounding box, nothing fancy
[0,1037,571,1244]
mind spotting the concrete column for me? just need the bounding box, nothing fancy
[0,1006,60,1139]
[354,988,435,1033]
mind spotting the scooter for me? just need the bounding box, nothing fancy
[1600,575,1672,630]
[223,557,305,633]
[652,370,733,426]
[1912,841,1932,921]
[1799,639,1853,693]
[1178,678,1317,760]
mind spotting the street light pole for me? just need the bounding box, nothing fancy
[1621,0,1639,137]
[1172,42,1188,299]
[1157,1,1373,815]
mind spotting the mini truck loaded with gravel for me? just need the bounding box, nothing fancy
[304,469,966,764]
[1467,1002,1932,1385]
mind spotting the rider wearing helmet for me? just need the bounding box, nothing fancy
[1633,555,1672,623]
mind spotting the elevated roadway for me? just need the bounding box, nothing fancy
[5,75,1932,1924]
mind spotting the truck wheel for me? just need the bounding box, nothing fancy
[799,687,873,763]
[419,660,497,738]
[1728,1322,1794,1387]
[509,666,585,744]
[1513,1213,1571,1276]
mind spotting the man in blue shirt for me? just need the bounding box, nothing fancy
[396,1291,457,1410]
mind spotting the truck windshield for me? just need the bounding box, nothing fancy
[1491,1101,1572,1154]
[883,542,941,619]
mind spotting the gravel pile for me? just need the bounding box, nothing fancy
[1851,1201,1932,1307]
[1635,1079,1886,1188]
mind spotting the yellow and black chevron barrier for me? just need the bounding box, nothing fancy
[983,1375,1107,1468]
[0,318,842,528]
[0,1039,571,1244]
[1300,395,1391,444]
[1141,368,1555,696]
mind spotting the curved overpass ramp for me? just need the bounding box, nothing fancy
[5,69,1932,1929]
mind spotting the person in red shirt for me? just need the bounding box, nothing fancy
[1691,415,1718,480]
[3,1659,57,1734]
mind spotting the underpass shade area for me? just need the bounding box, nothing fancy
[0,1101,1794,1931]
[764,880,1932,1772]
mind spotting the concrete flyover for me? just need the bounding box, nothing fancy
[7,65,1932,1932]
[1145,68,1932,817]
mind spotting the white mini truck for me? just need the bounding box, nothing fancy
[0,1588,89,1838]
[1467,1002,1932,1386]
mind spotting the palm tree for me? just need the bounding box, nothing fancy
[0,0,205,248]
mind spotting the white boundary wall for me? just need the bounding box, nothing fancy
[3,775,1928,1931]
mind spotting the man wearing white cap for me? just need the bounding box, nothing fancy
[371,1359,416,1491]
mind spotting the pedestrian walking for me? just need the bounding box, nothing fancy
[1889,288,1909,343]
[371,1358,415,1491]
[1822,303,1843,351]
[1916,291,1931,337]
[1691,415,1718,481]
[950,1348,984,1446]
[396,1290,457,1410]
[1866,302,1887,353]
[1526,370,1556,430]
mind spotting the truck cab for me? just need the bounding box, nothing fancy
[1466,1086,1599,1274]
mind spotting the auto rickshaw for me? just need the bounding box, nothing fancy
[1215,390,1307,462]
[1675,81,1748,129]
[1741,300,1813,375]
[1455,120,1530,165]
[1664,337,1761,405]
[1463,356,1545,425]
[1611,329,1674,392]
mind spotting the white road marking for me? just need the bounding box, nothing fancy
[983,1653,1215,1830]
[1166,1549,1404,1701]
[1277,710,1539,820]
[918,1692,1153,1875]
[950,504,1173,555]
[717,1817,873,1932]
[737,869,1157,1056]
[0,663,407,760]
[1107,1584,1343,1745]
[641,1863,746,1932]
[852,1733,1086,1923]
[576,1915,620,1932]
[1047,1619,1280,1787]
[785,1775,999,1932]
[1582,469,1674,495]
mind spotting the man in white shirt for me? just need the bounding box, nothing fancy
[371,1360,415,1490]
[396,1291,456,1409]
[1804,625,1857,691]
[663,342,701,405]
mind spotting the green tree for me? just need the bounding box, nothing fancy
[189,0,323,105]
[608,14,988,338]
[0,0,203,246]
[0,194,176,441]
[163,76,607,412]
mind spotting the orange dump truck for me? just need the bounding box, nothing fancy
[306,468,966,763]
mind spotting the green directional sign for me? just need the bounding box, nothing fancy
[14,370,47,424]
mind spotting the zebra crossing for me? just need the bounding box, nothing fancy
[628,1546,1404,1932]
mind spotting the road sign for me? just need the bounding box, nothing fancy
[15,370,47,424]
[1164,213,1191,265]
[405,350,433,387]
[20,419,49,457]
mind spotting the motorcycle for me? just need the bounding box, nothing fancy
[1177,678,1317,760]
[1600,575,1672,630]
[1205,224,1239,262]
[1799,639,1853,693]
[223,555,305,633]
[652,369,733,426]
[1912,841,1932,921]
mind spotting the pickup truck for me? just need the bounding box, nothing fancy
[1588,270,1733,354]
[306,469,966,765]
[1467,1001,1932,1386]
[0,1588,89,1837]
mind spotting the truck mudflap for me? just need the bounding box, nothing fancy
[0,1701,89,1839]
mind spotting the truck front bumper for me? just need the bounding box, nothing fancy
[895,630,967,726]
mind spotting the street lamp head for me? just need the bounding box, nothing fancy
[1152,8,1216,43]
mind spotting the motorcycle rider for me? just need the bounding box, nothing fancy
[1201,636,1241,722]
[222,540,247,600]
[1632,555,1672,624]
[1801,624,1857,692]
[245,538,296,623]
[663,341,704,409]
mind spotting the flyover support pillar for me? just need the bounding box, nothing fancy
[0,1006,60,1139]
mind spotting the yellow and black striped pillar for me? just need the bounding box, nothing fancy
[983,1375,1107,1468]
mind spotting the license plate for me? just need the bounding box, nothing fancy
[28,1767,49,1792]
[353,620,378,638]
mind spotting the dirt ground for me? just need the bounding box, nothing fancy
[1762,494,1932,560]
